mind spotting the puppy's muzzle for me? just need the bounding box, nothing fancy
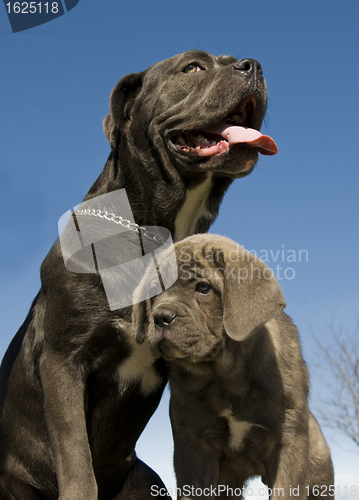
[150,306,189,359]
[153,308,177,330]
[153,307,178,357]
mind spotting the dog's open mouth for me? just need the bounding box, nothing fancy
[171,95,277,157]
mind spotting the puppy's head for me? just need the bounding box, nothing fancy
[132,234,286,362]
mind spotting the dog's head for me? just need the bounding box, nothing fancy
[103,50,277,179]
[132,234,286,362]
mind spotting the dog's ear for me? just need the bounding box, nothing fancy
[132,300,147,344]
[103,71,146,150]
[103,114,116,148]
[222,247,286,341]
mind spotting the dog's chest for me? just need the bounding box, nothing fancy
[174,174,214,241]
[114,322,162,396]
[220,408,255,452]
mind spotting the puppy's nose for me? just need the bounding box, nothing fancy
[153,309,177,329]
[233,58,263,77]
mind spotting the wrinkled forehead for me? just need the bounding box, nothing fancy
[145,50,239,77]
[175,243,225,282]
[174,238,254,279]
[176,242,223,266]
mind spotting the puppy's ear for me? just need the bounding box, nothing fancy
[132,300,147,344]
[222,247,286,341]
[103,71,146,150]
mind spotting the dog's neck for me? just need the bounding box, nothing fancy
[173,174,214,241]
[86,152,232,242]
[172,173,232,242]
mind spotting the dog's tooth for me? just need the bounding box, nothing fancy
[183,132,219,148]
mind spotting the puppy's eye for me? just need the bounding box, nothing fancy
[183,63,203,74]
[195,282,212,294]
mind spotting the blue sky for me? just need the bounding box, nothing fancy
[1,0,359,496]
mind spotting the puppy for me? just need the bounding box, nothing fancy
[133,234,334,499]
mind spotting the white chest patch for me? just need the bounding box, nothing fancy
[115,324,162,397]
[174,174,213,241]
[221,409,253,451]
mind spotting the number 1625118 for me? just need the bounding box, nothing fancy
[5,2,59,14]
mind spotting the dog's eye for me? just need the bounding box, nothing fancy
[183,63,203,74]
[195,282,212,294]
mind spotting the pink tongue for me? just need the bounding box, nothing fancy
[206,124,278,156]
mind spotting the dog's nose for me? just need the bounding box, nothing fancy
[233,58,263,77]
[153,309,177,329]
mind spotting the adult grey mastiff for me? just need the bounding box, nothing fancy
[133,234,334,500]
[0,51,277,499]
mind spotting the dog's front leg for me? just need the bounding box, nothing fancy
[172,429,220,500]
[266,437,309,500]
[40,346,97,500]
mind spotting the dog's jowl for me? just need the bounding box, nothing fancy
[0,51,277,500]
[133,234,334,500]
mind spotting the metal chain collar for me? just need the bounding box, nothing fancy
[73,208,165,244]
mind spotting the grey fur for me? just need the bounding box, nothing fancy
[133,234,334,500]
